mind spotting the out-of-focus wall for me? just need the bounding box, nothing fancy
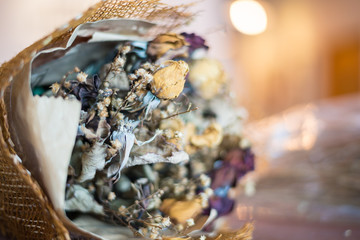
[229,0,360,120]
[1,0,359,121]
[0,0,98,64]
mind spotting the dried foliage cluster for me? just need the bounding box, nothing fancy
[35,32,255,239]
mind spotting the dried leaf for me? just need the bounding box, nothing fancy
[126,151,189,168]
[96,118,111,139]
[78,142,107,182]
[65,185,104,215]
[79,118,110,140]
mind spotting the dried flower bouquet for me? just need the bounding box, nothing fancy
[1,1,254,240]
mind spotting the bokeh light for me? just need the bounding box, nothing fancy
[230,0,268,35]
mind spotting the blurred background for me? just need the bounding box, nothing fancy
[1,0,360,120]
[1,0,359,239]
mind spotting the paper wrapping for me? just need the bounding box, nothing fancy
[0,1,191,239]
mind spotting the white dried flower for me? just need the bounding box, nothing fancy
[142,62,152,70]
[163,129,173,139]
[204,188,214,197]
[161,216,171,227]
[107,192,116,201]
[114,56,125,68]
[136,68,147,77]
[199,174,211,188]
[128,73,137,81]
[185,192,195,200]
[77,72,88,83]
[97,102,105,110]
[174,131,183,138]
[143,72,154,83]
[186,218,195,227]
[99,109,109,118]
[175,224,184,232]
[111,139,122,150]
[200,235,206,240]
[64,81,71,89]
[149,227,160,239]
[160,111,168,119]
[240,138,251,149]
[112,98,123,109]
[127,92,137,102]
[121,45,131,54]
[199,192,209,208]
[118,205,127,214]
[113,112,125,123]
[103,97,111,106]
[50,82,61,94]
[103,81,110,88]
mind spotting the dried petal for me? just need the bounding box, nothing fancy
[151,60,189,99]
[188,58,226,99]
[65,185,104,215]
[78,142,107,182]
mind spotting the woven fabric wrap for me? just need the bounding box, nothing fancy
[0,1,191,239]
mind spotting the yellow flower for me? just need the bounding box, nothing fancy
[151,60,189,100]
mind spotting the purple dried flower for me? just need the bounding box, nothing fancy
[208,196,235,217]
[181,32,209,54]
[72,75,102,110]
[209,148,254,191]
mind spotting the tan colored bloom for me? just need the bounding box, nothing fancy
[160,198,202,224]
[188,58,226,99]
[147,33,189,59]
[151,60,189,100]
[190,122,223,148]
[77,72,88,83]
[50,82,61,94]
[103,97,111,107]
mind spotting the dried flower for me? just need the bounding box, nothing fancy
[190,122,223,148]
[186,218,195,227]
[147,33,189,60]
[77,72,88,83]
[199,174,211,188]
[103,97,111,106]
[188,58,226,99]
[50,82,61,94]
[151,60,189,100]
[204,188,214,197]
[160,198,202,224]
[181,32,209,54]
[107,192,116,201]
[111,139,122,150]
[161,216,172,228]
[199,235,206,240]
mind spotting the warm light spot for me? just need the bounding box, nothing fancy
[230,0,268,35]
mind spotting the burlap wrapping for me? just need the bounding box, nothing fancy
[0,1,191,239]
